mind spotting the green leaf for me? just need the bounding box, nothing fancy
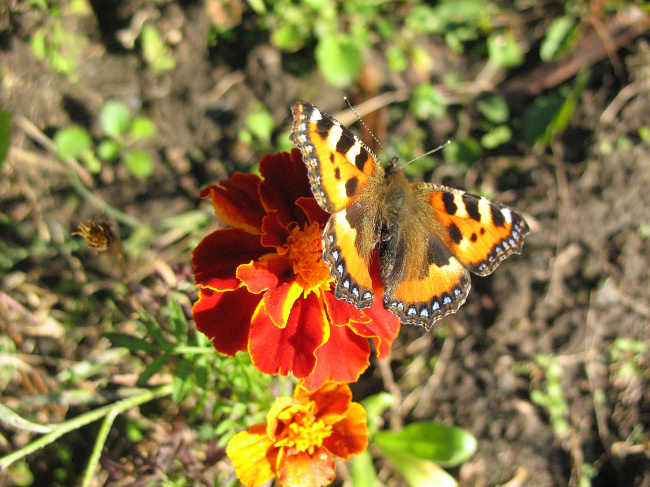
[376,446,458,487]
[487,32,524,68]
[105,333,162,352]
[141,24,176,75]
[315,34,363,88]
[475,95,509,124]
[129,116,157,140]
[362,392,396,435]
[386,44,408,72]
[540,16,576,62]
[97,139,120,161]
[271,23,306,51]
[350,450,379,487]
[137,351,170,386]
[100,101,131,139]
[410,83,448,120]
[0,109,11,167]
[443,138,483,166]
[246,109,275,145]
[374,421,477,468]
[29,30,47,60]
[123,149,154,178]
[480,125,511,149]
[54,126,93,159]
[521,93,563,144]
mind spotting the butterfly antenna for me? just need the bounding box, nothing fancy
[344,97,394,163]
[403,140,451,167]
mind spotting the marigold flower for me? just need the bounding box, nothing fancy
[226,382,368,487]
[192,150,399,389]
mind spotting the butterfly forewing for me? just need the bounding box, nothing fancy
[290,101,384,213]
[418,184,530,276]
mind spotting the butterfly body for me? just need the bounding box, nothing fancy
[290,100,529,328]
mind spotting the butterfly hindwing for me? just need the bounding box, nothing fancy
[322,207,377,309]
[290,101,385,213]
[378,205,472,328]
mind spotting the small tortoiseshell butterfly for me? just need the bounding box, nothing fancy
[290,101,529,329]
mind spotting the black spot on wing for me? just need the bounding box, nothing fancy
[334,167,341,180]
[355,147,368,172]
[471,233,477,242]
[345,177,358,197]
[316,117,334,139]
[463,193,481,222]
[336,132,355,155]
[329,153,335,163]
[448,222,463,245]
[491,203,506,227]
[442,192,457,215]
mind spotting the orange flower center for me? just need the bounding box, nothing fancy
[285,222,333,295]
[275,410,333,454]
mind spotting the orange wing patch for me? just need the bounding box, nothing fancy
[322,212,375,309]
[290,101,383,213]
[422,186,529,276]
[384,255,471,327]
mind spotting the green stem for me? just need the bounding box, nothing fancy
[0,384,173,470]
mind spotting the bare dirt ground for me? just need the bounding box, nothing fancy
[1,2,649,486]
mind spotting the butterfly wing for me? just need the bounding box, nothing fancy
[290,101,385,309]
[379,209,472,328]
[416,184,530,275]
[380,183,529,328]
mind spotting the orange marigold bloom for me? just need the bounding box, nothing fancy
[226,382,368,487]
[193,150,399,389]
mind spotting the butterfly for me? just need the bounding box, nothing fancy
[290,101,530,329]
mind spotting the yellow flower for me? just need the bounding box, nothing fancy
[226,382,368,487]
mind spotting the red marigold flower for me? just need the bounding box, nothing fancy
[193,150,399,389]
[226,382,368,487]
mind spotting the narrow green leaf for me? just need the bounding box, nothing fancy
[377,445,458,487]
[0,109,11,167]
[137,351,170,386]
[105,333,162,352]
[350,450,379,487]
[540,16,576,62]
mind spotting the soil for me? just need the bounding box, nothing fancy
[1,2,649,487]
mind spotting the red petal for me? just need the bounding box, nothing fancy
[322,402,369,459]
[260,211,291,250]
[237,254,292,294]
[259,151,313,228]
[322,291,370,327]
[301,324,371,391]
[249,293,328,379]
[193,287,259,355]
[200,173,265,234]
[193,228,268,290]
[348,298,400,360]
[276,447,335,487]
[295,197,330,227]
